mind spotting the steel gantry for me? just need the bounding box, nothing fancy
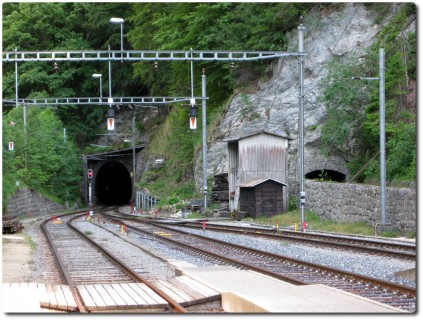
[3,47,307,220]
[2,49,305,62]
[2,96,207,107]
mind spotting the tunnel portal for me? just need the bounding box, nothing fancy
[95,161,132,205]
[305,169,346,182]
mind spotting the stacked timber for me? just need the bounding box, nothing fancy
[2,215,22,234]
[211,173,229,203]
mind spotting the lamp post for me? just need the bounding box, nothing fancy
[352,48,386,227]
[110,17,124,62]
[92,74,103,98]
[124,113,136,204]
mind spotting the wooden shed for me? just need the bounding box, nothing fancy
[226,130,291,215]
[238,178,286,218]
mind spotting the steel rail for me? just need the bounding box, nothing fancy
[68,213,187,313]
[41,213,88,313]
[146,222,416,299]
[102,214,417,311]
[166,222,416,260]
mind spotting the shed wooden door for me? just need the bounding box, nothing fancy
[261,188,277,216]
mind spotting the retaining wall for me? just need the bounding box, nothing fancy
[6,188,65,218]
[305,180,416,232]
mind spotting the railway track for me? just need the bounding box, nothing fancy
[159,221,416,260]
[41,209,187,313]
[105,215,415,312]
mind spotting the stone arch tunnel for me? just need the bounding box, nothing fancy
[83,146,144,206]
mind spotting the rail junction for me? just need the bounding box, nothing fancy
[3,207,415,313]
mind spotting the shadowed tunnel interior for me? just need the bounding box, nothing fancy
[95,161,132,205]
[305,169,346,182]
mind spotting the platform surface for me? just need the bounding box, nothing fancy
[178,266,405,313]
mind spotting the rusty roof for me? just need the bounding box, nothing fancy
[238,178,287,187]
[224,130,292,143]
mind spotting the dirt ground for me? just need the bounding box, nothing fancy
[2,225,32,283]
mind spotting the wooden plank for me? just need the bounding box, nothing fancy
[77,285,97,311]
[61,285,78,311]
[110,283,138,309]
[119,283,148,306]
[168,278,205,300]
[158,280,194,302]
[93,284,118,309]
[153,281,185,304]
[52,284,68,310]
[177,276,220,297]
[85,285,109,311]
[102,284,127,309]
[37,283,50,308]
[46,284,59,309]
[131,283,168,307]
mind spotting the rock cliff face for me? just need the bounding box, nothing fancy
[196,3,406,192]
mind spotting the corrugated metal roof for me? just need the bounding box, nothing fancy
[224,130,292,143]
[238,178,287,187]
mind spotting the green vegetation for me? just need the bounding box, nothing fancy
[319,4,416,185]
[24,235,37,251]
[1,3,416,218]
[243,210,412,238]
[2,2,312,209]
[2,106,81,209]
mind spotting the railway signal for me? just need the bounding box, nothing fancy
[189,103,197,130]
[88,169,93,180]
[107,107,115,131]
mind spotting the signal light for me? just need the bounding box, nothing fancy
[88,169,93,179]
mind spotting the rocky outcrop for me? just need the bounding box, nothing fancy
[197,3,402,189]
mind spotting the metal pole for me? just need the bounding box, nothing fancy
[99,78,103,98]
[88,182,92,206]
[132,114,136,202]
[379,48,386,225]
[190,48,194,99]
[298,21,306,226]
[108,45,112,102]
[120,22,124,63]
[15,48,18,109]
[202,70,208,210]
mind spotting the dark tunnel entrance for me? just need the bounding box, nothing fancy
[305,169,346,182]
[95,161,132,205]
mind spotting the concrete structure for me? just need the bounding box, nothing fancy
[82,146,144,206]
[226,131,291,215]
[175,265,405,313]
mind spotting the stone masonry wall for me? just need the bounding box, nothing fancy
[306,180,416,232]
[6,188,66,218]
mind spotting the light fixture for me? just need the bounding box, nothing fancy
[92,74,103,97]
[110,17,124,24]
